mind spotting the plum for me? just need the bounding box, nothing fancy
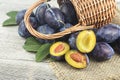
[59,23,72,31]
[114,37,120,53]
[90,28,98,34]
[76,30,96,53]
[65,50,89,68]
[57,0,71,6]
[68,32,79,49]
[50,55,65,61]
[35,3,51,25]
[45,8,65,29]
[16,9,34,24]
[91,42,115,61]
[60,2,78,25]
[50,42,70,61]
[18,17,38,38]
[37,24,55,43]
[57,23,73,41]
[96,24,120,43]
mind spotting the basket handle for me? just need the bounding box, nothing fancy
[24,0,95,40]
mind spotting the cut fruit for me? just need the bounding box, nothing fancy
[50,42,70,57]
[76,30,96,53]
[54,44,65,53]
[65,50,89,68]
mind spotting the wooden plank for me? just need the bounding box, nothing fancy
[0,0,58,80]
[0,59,57,80]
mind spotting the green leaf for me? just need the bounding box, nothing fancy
[7,11,18,18]
[3,18,17,26]
[23,45,41,52]
[36,43,52,62]
[24,37,40,45]
[23,37,42,52]
[3,11,18,26]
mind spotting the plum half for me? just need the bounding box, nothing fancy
[76,30,96,53]
[50,42,70,61]
[65,50,89,68]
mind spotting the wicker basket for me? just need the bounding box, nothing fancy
[24,0,116,40]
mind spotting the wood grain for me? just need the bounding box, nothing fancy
[0,0,57,80]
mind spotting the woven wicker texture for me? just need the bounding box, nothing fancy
[59,0,116,27]
[72,0,116,27]
[24,0,116,39]
[49,8,120,80]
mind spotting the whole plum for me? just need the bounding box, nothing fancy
[60,2,78,25]
[45,8,65,29]
[35,3,51,25]
[16,9,34,24]
[59,23,72,32]
[90,28,98,34]
[91,42,115,61]
[51,56,65,61]
[114,37,120,53]
[18,17,38,38]
[37,24,55,43]
[57,0,69,6]
[96,24,120,43]
[68,32,79,49]
[57,23,72,41]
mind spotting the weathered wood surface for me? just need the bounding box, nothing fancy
[0,0,58,80]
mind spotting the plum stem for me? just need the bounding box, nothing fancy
[57,20,66,26]
[47,4,50,9]
[44,2,50,9]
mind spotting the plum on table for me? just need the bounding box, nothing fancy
[35,3,51,25]
[57,23,73,41]
[96,24,120,43]
[37,24,55,43]
[91,42,115,61]
[68,32,79,49]
[45,8,65,29]
[18,17,38,38]
[16,9,34,24]
[60,1,78,25]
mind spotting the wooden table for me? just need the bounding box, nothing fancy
[0,0,58,80]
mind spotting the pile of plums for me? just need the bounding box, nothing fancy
[16,1,120,69]
[16,1,78,40]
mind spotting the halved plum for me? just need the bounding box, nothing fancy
[65,50,89,68]
[50,42,70,60]
[76,30,96,53]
